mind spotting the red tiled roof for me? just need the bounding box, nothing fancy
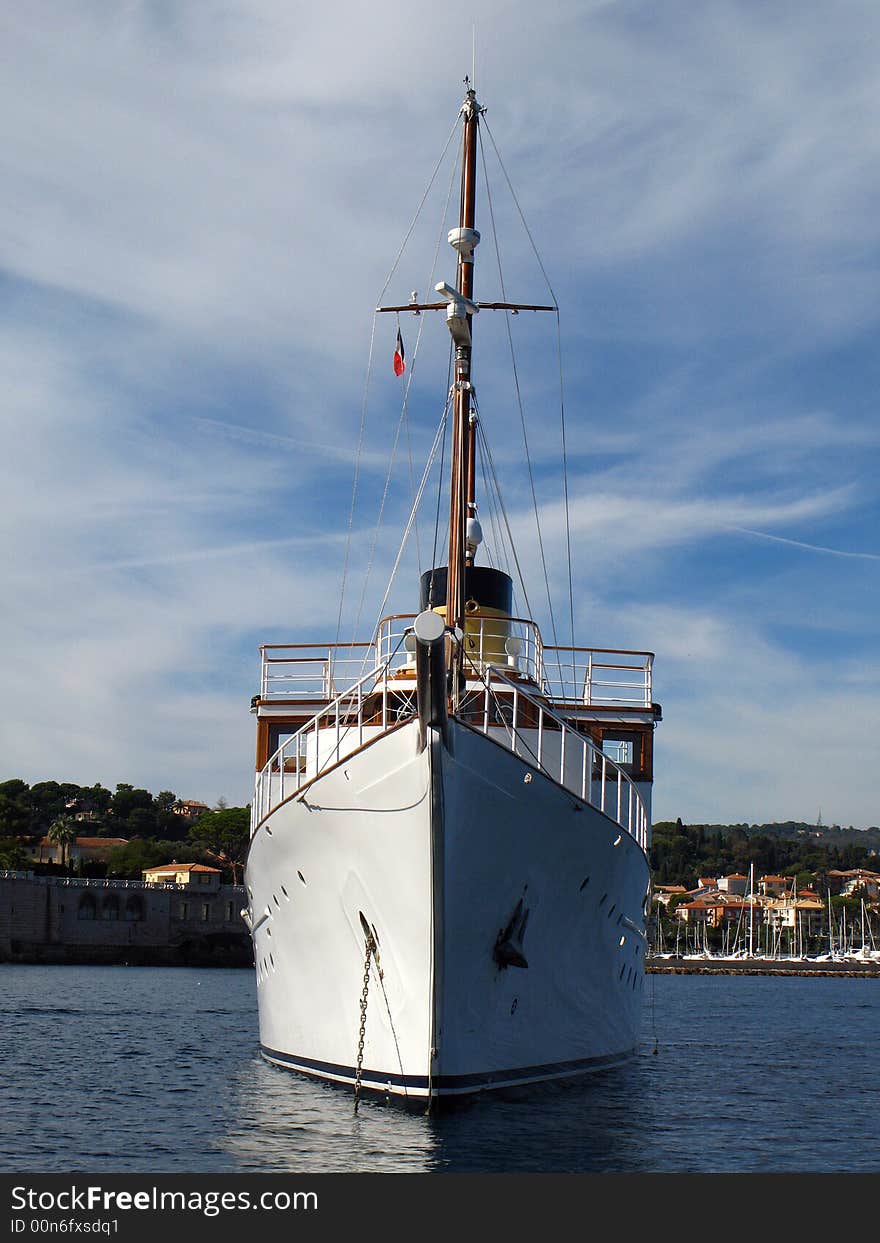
[145,862,220,874]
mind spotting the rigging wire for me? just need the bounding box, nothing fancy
[555,308,577,688]
[350,128,461,645]
[482,118,577,661]
[475,418,534,624]
[375,116,461,307]
[410,143,462,574]
[368,398,452,659]
[350,351,416,647]
[333,314,377,663]
[478,127,565,690]
[429,344,455,581]
[472,391,509,577]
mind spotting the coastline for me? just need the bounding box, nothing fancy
[646,954,880,977]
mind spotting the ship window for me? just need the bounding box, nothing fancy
[77,895,97,921]
[602,737,634,766]
[269,729,298,764]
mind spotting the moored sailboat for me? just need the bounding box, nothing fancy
[243,83,662,1107]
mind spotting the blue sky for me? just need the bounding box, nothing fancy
[2,1,879,828]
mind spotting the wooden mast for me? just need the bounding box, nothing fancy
[447,82,480,697]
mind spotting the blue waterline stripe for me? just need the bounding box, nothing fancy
[260,1044,636,1090]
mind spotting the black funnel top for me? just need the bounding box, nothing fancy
[419,566,513,613]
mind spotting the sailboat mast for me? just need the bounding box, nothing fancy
[447,84,481,668]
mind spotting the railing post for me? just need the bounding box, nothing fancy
[537,710,543,768]
[560,723,566,789]
[600,754,606,813]
[357,680,363,747]
[581,739,587,802]
[483,683,489,733]
[512,687,519,754]
[617,769,623,825]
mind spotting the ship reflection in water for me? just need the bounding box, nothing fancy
[219,1053,650,1174]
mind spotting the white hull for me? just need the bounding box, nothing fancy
[245,716,650,1104]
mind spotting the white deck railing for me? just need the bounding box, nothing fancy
[252,657,648,850]
[459,665,649,850]
[260,615,653,708]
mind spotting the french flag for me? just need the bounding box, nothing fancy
[393,326,406,377]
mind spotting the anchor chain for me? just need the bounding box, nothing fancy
[353,928,377,1113]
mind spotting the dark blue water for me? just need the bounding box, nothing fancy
[1,964,878,1173]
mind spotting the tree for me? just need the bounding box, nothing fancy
[29,781,68,831]
[0,779,33,836]
[110,784,153,823]
[0,837,28,870]
[47,815,78,870]
[188,807,250,883]
[110,785,155,834]
[105,840,198,880]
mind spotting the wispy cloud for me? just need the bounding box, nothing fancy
[1,2,879,827]
[731,528,880,562]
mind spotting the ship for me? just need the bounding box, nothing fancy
[243,82,661,1108]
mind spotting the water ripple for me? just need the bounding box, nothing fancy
[0,966,878,1172]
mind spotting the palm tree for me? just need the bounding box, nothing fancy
[47,815,78,870]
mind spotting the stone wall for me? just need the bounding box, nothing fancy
[0,873,253,966]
